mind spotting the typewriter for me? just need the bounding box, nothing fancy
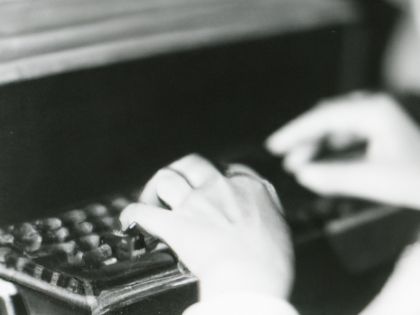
[2,147,420,315]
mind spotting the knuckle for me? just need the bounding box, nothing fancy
[120,204,137,218]
[171,153,204,168]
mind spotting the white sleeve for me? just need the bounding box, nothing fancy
[183,293,298,315]
[359,242,420,315]
[412,0,420,34]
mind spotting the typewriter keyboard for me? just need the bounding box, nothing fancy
[0,191,177,296]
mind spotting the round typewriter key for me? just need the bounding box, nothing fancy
[35,218,62,231]
[61,210,87,225]
[93,216,120,231]
[108,196,131,213]
[44,227,70,243]
[52,240,77,255]
[83,244,113,266]
[23,234,43,252]
[0,232,14,246]
[115,237,135,261]
[14,223,43,252]
[13,223,37,238]
[0,247,12,263]
[78,234,100,250]
[73,221,94,236]
[68,251,84,267]
[85,203,108,217]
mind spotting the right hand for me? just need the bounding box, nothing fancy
[120,155,293,301]
[265,92,420,209]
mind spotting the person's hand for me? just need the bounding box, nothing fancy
[266,92,420,209]
[120,154,293,301]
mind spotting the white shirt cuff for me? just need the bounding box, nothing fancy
[183,293,298,315]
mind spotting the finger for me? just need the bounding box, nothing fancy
[225,164,283,214]
[156,170,193,209]
[225,163,263,178]
[139,170,166,206]
[283,142,318,173]
[119,203,186,244]
[168,154,221,188]
[265,98,374,155]
[179,186,235,224]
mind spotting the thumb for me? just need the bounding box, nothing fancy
[295,162,406,204]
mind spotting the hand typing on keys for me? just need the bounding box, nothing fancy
[266,93,420,210]
[120,154,294,301]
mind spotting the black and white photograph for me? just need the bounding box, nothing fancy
[0,0,420,314]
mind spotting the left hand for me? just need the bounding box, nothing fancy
[120,154,294,301]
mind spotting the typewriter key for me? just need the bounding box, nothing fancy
[85,203,108,217]
[78,234,100,250]
[83,244,113,267]
[73,221,94,236]
[13,223,36,238]
[125,223,159,251]
[52,240,77,255]
[93,216,120,231]
[0,231,14,246]
[67,251,84,266]
[115,237,136,260]
[108,196,131,213]
[14,223,43,252]
[61,210,87,225]
[35,218,62,231]
[44,227,70,243]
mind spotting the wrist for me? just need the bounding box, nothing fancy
[184,292,298,315]
[198,259,293,301]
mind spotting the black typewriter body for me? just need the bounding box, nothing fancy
[1,3,419,314]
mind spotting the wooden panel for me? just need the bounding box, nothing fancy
[0,0,357,84]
